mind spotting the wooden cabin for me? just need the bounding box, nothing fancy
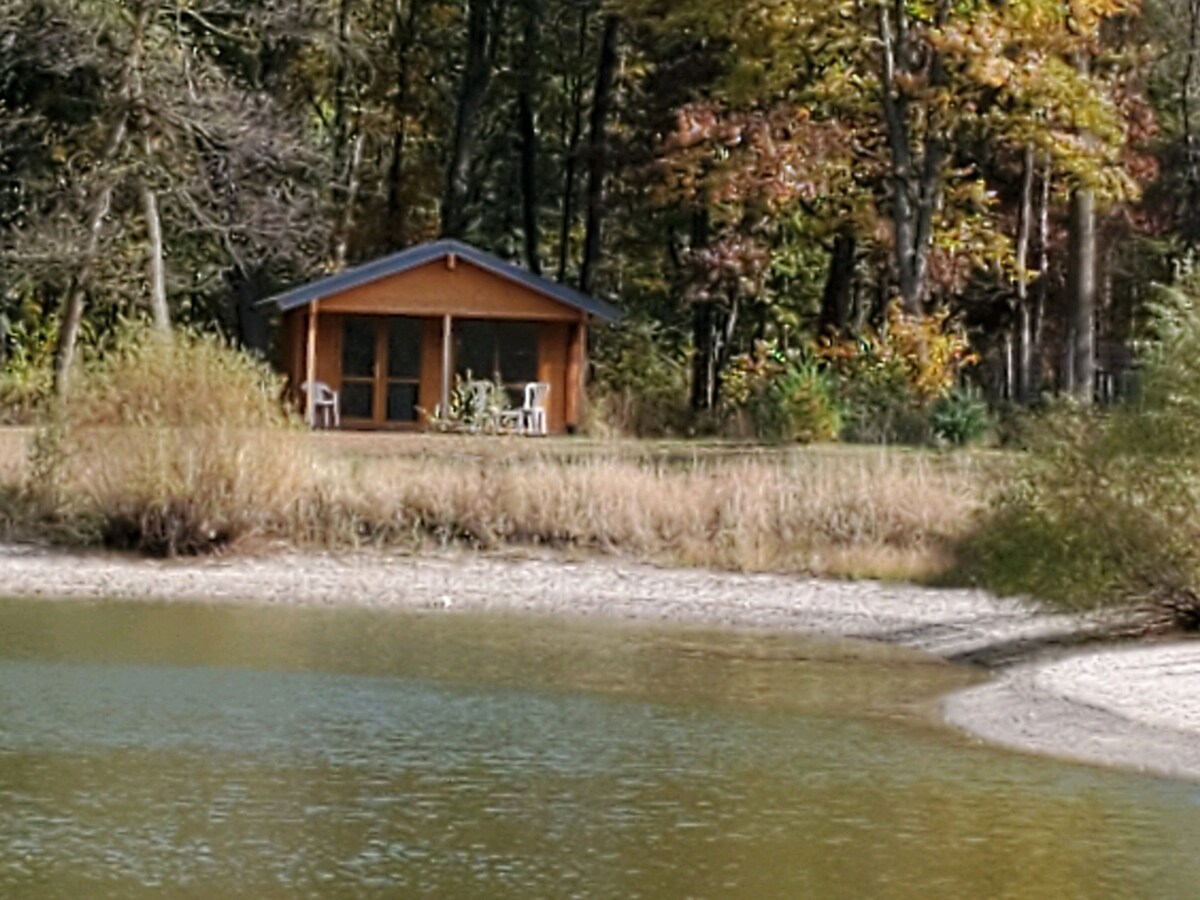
[263,240,621,434]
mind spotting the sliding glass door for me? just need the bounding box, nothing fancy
[339,316,423,425]
[339,318,376,420]
[384,318,421,422]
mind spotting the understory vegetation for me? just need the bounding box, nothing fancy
[958,285,1200,630]
[590,304,991,446]
[17,329,314,555]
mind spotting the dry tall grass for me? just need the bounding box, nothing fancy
[0,328,991,578]
[313,448,984,579]
[23,330,316,555]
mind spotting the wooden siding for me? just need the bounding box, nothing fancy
[314,257,585,322]
[419,318,444,423]
[316,314,341,388]
[564,321,586,431]
[536,322,569,434]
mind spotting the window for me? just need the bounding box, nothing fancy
[339,316,423,424]
[454,321,539,403]
[385,318,421,422]
[340,317,376,420]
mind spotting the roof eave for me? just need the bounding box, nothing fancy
[260,239,621,322]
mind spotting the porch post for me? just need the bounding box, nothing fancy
[441,313,453,416]
[565,318,586,432]
[305,299,319,427]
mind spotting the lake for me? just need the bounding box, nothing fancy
[0,597,1197,898]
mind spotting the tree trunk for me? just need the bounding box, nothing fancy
[818,228,856,337]
[517,0,542,273]
[386,0,421,250]
[1183,0,1200,246]
[1033,154,1051,394]
[442,0,501,238]
[688,208,715,412]
[1014,144,1034,404]
[690,300,716,412]
[1017,302,1033,403]
[689,294,740,412]
[231,266,271,354]
[556,4,590,282]
[55,179,118,395]
[1003,331,1015,403]
[333,132,365,269]
[1068,189,1097,403]
[689,291,739,414]
[142,179,170,334]
[329,0,362,263]
[331,0,356,182]
[579,14,619,296]
[876,0,948,315]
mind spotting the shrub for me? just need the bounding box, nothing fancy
[35,325,314,555]
[427,373,512,433]
[957,285,1200,629]
[0,318,58,425]
[589,319,692,436]
[827,353,929,444]
[722,342,840,443]
[820,303,978,444]
[930,386,992,446]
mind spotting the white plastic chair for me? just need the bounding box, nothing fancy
[301,380,340,429]
[525,381,550,435]
[501,381,549,435]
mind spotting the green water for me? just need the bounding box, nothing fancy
[0,598,1197,899]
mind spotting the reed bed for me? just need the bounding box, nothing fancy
[1,423,988,577]
[0,427,30,484]
[313,448,984,579]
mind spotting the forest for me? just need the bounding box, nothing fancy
[1,0,1197,441]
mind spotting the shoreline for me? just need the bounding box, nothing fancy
[1,542,1197,781]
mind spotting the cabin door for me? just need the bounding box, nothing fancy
[339,316,423,426]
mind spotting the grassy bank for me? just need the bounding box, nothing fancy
[0,425,991,581]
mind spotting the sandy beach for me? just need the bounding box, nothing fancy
[1,541,1196,781]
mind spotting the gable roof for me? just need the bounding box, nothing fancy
[262,239,621,322]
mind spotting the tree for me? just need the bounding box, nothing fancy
[0,0,327,387]
[443,0,507,239]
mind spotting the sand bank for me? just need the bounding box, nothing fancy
[944,644,1200,782]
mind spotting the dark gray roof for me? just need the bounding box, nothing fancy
[262,239,621,322]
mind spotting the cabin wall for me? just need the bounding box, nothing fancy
[564,322,586,431]
[284,309,341,388]
[419,318,445,423]
[316,315,341,388]
[298,315,578,434]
